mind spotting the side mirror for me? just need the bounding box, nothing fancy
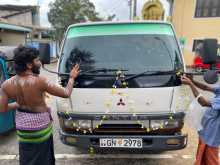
[202,39,218,65]
[39,43,50,64]
[203,70,218,84]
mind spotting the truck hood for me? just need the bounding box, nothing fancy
[58,87,175,114]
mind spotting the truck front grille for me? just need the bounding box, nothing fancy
[99,124,142,129]
[92,120,180,135]
[92,121,148,135]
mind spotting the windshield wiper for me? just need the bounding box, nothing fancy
[43,66,128,77]
[125,70,177,81]
[79,68,128,75]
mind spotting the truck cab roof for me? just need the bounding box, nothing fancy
[67,20,172,29]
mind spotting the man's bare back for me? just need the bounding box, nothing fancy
[0,45,79,113]
[0,46,80,165]
[0,66,79,113]
[3,75,50,112]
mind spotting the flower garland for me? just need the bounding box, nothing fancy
[63,70,191,154]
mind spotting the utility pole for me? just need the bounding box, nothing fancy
[128,0,137,20]
[169,0,174,18]
[128,0,132,20]
[133,0,137,19]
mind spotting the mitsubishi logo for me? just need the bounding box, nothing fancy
[117,98,126,106]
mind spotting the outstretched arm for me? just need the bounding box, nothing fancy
[41,77,75,98]
[192,79,214,92]
[181,76,211,107]
[40,64,80,98]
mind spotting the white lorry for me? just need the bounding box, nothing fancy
[52,21,190,152]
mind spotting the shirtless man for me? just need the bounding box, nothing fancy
[0,46,80,165]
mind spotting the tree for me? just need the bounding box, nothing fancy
[48,0,113,42]
[107,14,116,21]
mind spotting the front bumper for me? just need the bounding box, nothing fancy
[59,130,187,152]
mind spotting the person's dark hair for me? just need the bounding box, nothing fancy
[13,46,39,74]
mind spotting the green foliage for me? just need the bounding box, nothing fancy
[48,0,114,42]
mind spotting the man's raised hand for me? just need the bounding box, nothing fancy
[181,75,193,85]
[70,64,80,79]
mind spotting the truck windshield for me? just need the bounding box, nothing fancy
[59,24,183,75]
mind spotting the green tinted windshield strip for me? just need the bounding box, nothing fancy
[67,24,174,39]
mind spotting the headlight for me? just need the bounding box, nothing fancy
[78,120,91,129]
[150,119,180,129]
[163,119,180,128]
[150,120,163,129]
[64,119,74,128]
[63,119,91,129]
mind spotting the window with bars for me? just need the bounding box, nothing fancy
[195,0,220,17]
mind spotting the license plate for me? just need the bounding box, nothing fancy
[100,138,142,148]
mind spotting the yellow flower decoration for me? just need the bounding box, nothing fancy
[105,102,112,108]
[122,82,127,86]
[111,88,117,94]
[146,128,150,132]
[89,147,94,155]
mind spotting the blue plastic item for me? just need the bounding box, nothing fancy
[0,57,15,134]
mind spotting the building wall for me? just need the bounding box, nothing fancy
[0,31,26,46]
[0,7,40,26]
[0,10,17,17]
[172,0,220,66]
[2,11,33,26]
